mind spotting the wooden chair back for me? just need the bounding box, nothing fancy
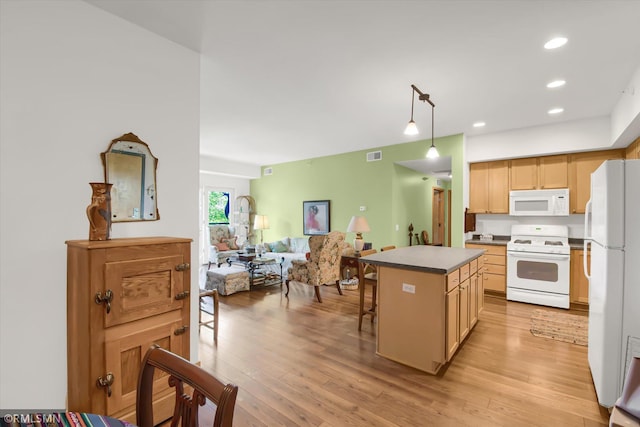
[359,249,377,276]
[137,345,238,427]
[359,249,377,257]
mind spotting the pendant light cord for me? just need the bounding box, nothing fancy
[431,104,435,147]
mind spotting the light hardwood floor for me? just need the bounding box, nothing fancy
[197,275,610,426]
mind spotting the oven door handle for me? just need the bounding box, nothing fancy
[507,252,570,261]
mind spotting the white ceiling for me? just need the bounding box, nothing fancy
[85,0,640,168]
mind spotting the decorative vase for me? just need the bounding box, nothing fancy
[86,182,113,241]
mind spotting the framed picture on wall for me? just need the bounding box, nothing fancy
[303,200,330,235]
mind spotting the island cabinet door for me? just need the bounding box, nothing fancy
[376,267,447,374]
[469,273,478,329]
[446,286,460,362]
[459,278,471,342]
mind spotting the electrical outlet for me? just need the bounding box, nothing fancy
[359,206,366,211]
[402,283,415,294]
[395,224,399,231]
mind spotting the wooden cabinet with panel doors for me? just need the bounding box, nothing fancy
[445,258,482,362]
[570,248,590,308]
[66,237,191,425]
[510,155,569,190]
[468,160,510,214]
[568,149,624,214]
[465,243,506,294]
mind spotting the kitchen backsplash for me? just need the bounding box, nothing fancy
[468,214,586,238]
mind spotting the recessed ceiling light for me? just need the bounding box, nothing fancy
[548,107,564,115]
[473,122,486,128]
[544,37,568,49]
[547,80,566,88]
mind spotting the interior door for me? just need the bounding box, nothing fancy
[432,188,445,246]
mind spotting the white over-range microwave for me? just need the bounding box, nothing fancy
[509,188,570,216]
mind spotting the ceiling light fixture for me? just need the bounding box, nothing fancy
[547,80,566,88]
[404,84,439,158]
[548,107,564,115]
[404,88,419,135]
[544,37,568,50]
[473,122,486,128]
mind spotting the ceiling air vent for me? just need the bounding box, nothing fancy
[366,151,382,162]
[263,167,273,176]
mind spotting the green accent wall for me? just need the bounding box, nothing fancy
[250,133,464,249]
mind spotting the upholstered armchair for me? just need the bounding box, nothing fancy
[208,225,241,268]
[285,231,349,303]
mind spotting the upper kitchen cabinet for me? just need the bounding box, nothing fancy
[569,150,624,214]
[510,155,568,190]
[626,137,640,159]
[469,160,509,214]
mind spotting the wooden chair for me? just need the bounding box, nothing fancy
[137,345,238,427]
[358,249,378,330]
[199,288,219,343]
[380,245,396,252]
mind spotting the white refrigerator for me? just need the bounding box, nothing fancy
[584,159,640,408]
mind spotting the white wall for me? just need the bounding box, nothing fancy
[473,214,586,239]
[465,116,612,163]
[0,1,200,410]
[611,65,640,148]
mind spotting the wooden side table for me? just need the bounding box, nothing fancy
[340,255,360,283]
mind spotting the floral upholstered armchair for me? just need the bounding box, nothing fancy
[285,231,353,302]
[208,225,241,268]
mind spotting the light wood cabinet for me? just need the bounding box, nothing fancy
[66,237,191,424]
[539,155,569,188]
[510,157,538,190]
[469,160,509,214]
[445,258,482,362]
[459,278,470,342]
[626,137,640,159]
[510,155,568,190]
[477,256,485,314]
[469,273,479,329]
[445,285,460,362]
[465,243,506,294]
[571,248,590,306]
[569,150,624,214]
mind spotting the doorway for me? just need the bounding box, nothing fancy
[432,187,445,246]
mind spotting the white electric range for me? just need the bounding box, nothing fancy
[506,224,570,309]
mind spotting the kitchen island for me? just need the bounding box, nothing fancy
[359,245,485,374]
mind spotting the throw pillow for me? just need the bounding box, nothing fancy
[214,242,230,251]
[222,237,239,250]
[270,240,288,253]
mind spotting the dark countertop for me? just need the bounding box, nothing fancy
[465,235,585,249]
[359,246,485,275]
[465,238,508,246]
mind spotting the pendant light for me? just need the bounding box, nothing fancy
[404,89,419,135]
[404,84,439,158]
[426,101,439,158]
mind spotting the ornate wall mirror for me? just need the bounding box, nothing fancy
[101,132,159,222]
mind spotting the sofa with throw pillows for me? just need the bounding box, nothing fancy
[208,225,241,268]
[261,237,310,280]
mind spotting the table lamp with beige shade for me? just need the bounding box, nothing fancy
[347,216,370,253]
[254,214,269,254]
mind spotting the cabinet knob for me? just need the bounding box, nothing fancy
[95,290,113,314]
[174,325,189,335]
[96,372,114,397]
[175,263,190,272]
[175,291,190,300]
